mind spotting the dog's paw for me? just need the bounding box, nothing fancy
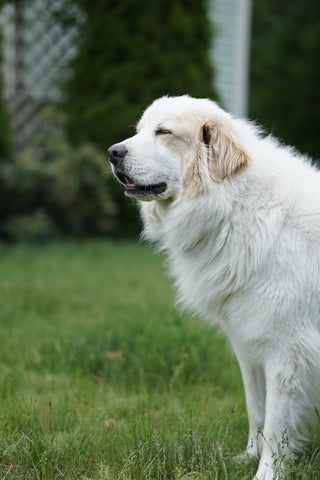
[233,451,257,465]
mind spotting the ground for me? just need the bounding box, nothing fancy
[0,241,319,479]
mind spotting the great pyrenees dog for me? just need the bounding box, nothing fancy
[108,95,320,480]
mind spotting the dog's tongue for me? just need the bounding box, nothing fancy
[125,177,138,187]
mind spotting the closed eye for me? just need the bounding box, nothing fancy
[155,128,172,136]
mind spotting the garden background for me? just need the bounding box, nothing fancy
[0,0,320,242]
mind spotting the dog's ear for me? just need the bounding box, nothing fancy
[181,140,208,197]
[202,119,250,182]
[182,116,250,197]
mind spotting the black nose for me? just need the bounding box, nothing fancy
[108,144,128,165]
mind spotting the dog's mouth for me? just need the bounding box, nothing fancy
[115,171,167,197]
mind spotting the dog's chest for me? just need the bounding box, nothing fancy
[167,242,246,320]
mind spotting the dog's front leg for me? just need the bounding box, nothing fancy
[253,364,298,480]
[237,359,266,460]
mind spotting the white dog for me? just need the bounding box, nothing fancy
[108,95,320,480]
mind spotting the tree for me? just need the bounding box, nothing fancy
[250,0,320,164]
[65,0,216,148]
[0,0,12,163]
[63,0,217,235]
[0,75,12,162]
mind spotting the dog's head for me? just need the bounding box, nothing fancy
[108,96,250,201]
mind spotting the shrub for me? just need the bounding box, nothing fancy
[250,0,320,164]
[3,209,57,243]
[0,109,124,242]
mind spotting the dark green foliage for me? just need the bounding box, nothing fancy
[0,99,12,162]
[1,1,216,240]
[0,110,121,242]
[65,0,217,149]
[0,2,18,209]
[63,0,217,236]
[250,0,320,164]
[0,30,13,164]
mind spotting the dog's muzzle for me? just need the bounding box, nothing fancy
[108,143,167,198]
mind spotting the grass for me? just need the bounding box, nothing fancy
[0,240,319,479]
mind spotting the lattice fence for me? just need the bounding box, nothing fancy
[0,0,84,152]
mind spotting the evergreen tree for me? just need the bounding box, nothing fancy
[0,80,12,162]
[64,0,217,148]
[250,0,320,164]
[64,0,217,235]
[0,0,12,164]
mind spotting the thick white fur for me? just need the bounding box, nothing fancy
[110,96,320,480]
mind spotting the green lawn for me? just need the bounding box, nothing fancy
[0,241,319,479]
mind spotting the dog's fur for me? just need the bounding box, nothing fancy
[108,96,320,480]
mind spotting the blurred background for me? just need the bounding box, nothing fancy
[0,0,319,243]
